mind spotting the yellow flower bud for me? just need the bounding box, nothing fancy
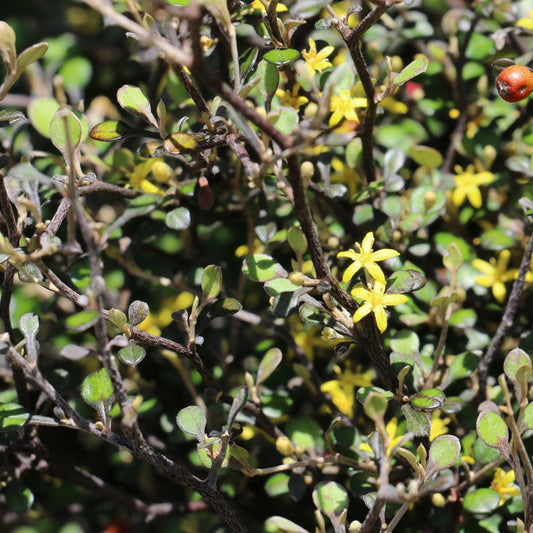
[431,493,446,507]
[276,436,295,456]
[151,160,173,183]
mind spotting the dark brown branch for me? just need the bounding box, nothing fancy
[0,168,29,408]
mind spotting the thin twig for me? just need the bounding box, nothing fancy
[478,229,533,400]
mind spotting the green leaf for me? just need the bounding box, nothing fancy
[401,404,430,437]
[19,312,39,340]
[287,417,325,453]
[117,84,158,129]
[49,107,82,155]
[426,435,460,478]
[165,207,191,230]
[363,392,388,421]
[242,254,287,282]
[410,388,446,410]
[89,120,137,142]
[176,405,206,442]
[408,145,443,169]
[118,340,146,367]
[444,352,480,385]
[0,108,25,127]
[257,348,283,385]
[287,226,308,255]
[58,56,92,90]
[274,106,298,135]
[262,60,280,101]
[357,387,393,404]
[108,308,127,331]
[81,368,114,410]
[504,348,532,382]
[128,300,149,326]
[163,132,197,154]
[387,269,426,294]
[201,265,222,299]
[476,411,508,449]
[521,402,533,431]
[0,403,30,430]
[263,48,300,66]
[5,481,34,514]
[65,309,99,332]
[265,473,290,497]
[0,21,17,73]
[228,386,248,428]
[265,516,310,533]
[15,42,48,77]
[264,277,301,296]
[394,55,428,86]
[27,97,61,138]
[443,242,463,271]
[130,194,161,207]
[463,488,500,514]
[312,481,348,517]
[390,330,420,354]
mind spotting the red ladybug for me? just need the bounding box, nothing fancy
[496,65,533,102]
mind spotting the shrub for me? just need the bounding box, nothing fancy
[1,1,533,532]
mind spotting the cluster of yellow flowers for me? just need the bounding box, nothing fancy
[337,232,407,333]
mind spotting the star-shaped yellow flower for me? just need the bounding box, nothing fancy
[472,249,517,303]
[359,417,404,457]
[275,83,309,111]
[337,232,399,284]
[329,89,367,127]
[321,365,372,418]
[429,411,451,442]
[351,281,408,333]
[491,468,521,506]
[452,164,495,209]
[302,38,334,76]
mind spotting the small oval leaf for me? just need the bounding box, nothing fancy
[81,368,114,409]
[165,207,191,230]
[394,55,428,86]
[312,481,348,518]
[118,340,146,367]
[427,435,461,475]
[242,254,288,282]
[176,405,206,441]
[201,265,222,299]
[117,84,158,129]
[476,411,508,449]
[410,388,446,411]
[89,120,136,142]
[263,48,300,66]
[128,300,149,326]
[463,488,500,514]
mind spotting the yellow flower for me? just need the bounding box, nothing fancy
[359,417,404,457]
[351,281,408,333]
[452,164,495,209]
[302,38,334,76]
[517,10,533,29]
[337,232,399,284]
[329,89,367,127]
[429,411,451,442]
[275,83,309,111]
[472,250,517,303]
[330,157,360,197]
[321,365,373,418]
[250,0,287,13]
[490,468,521,506]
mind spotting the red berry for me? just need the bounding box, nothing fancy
[496,65,533,102]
